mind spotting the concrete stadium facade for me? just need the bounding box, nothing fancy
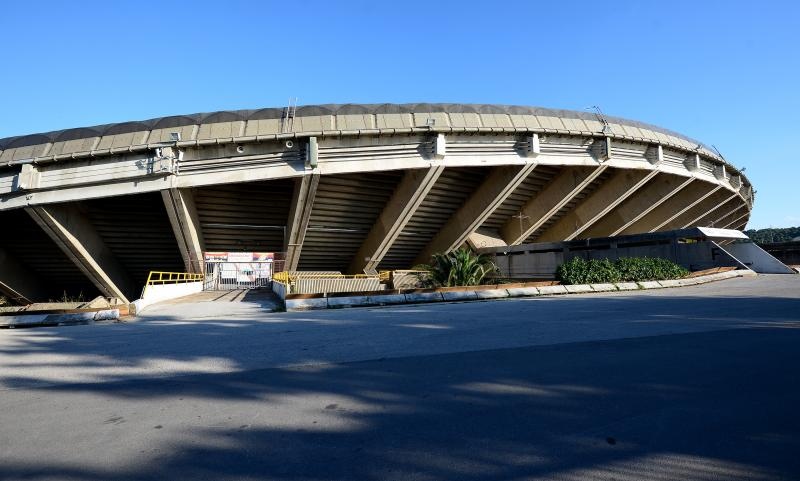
[0,104,753,304]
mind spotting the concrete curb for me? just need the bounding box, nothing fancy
[475,289,510,299]
[591,283,618,292]
[537,285,568,295]
[565,284,593,294]
[283,270,756,311]
[506,287,540,297]
[441,291,479,302]
[0,309,120,328]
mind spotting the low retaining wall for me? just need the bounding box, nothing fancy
[272,280,289,300]
[284,270,756,311]
[0,308,120,328]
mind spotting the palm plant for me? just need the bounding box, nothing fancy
[414,248,499,287]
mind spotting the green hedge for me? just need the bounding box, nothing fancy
[556,257,689,285]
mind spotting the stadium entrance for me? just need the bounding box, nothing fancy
[203,252,280,290]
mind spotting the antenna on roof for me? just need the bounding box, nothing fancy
[282,97,298,133]
[586,106,610,134]
[711,144,726,161]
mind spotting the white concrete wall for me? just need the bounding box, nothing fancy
[137,281,204,311]
[722,243,795,274]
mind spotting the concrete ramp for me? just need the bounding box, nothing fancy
[720,242,796,274]
[137,289,281,320]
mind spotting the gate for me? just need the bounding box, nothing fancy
[203,252,285,291]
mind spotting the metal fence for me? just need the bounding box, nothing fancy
[204,262,275,290]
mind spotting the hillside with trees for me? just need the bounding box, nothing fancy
[744,226,800,244]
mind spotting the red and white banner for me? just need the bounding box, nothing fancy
[204,252,275,263]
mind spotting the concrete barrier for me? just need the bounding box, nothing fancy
[637,281,663,289]
[591,283,618,292]
[614,282,640,291]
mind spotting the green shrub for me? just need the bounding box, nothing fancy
[414,248,499,287]
[556,256,688,285]
[615,257,688,282]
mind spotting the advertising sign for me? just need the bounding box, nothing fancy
[204,252,275,263]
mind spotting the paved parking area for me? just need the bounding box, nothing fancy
[0,274,798,480]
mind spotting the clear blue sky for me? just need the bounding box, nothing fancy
[1,1,797,228]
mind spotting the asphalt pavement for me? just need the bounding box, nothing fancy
[0,275,798,480]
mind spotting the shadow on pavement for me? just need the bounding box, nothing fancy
[1,327,799,480]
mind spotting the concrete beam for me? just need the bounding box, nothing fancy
[725,208,751,228]
[654,189,736,231]
[728,216,749,231]
[708,205,748,229]
[284,173,320,271]
[162,188,205,273]
[466,229,508,250]
[619,181,720,235]
[679,191,740,229]
[536,168,657,242]
[500,165,608,245]
[721,210,749,230]
[0,247,47,304]
[26,204,135,303]
[581,174,694,238]
[350,165,444,274]
[414,163,537,264]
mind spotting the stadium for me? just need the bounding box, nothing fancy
[0,104,753,304]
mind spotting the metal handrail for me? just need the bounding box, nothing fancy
[145,271,205,285]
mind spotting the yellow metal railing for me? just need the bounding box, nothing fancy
[273,272,380,283]
[145,271,205,285]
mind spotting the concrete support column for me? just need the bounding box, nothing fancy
[500,165,607,245]
[536,168,657,242]
[162,188,205,273]
[0,247,47,304]
[350,165,445,274]
[619,181,720,235]
[26,204,135,303]
[706,204,747,229]
[582,175,694,238]
[673,190,739,230]
[414,163,537,264]
[727,216,750,231]
[284,173,320,271]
